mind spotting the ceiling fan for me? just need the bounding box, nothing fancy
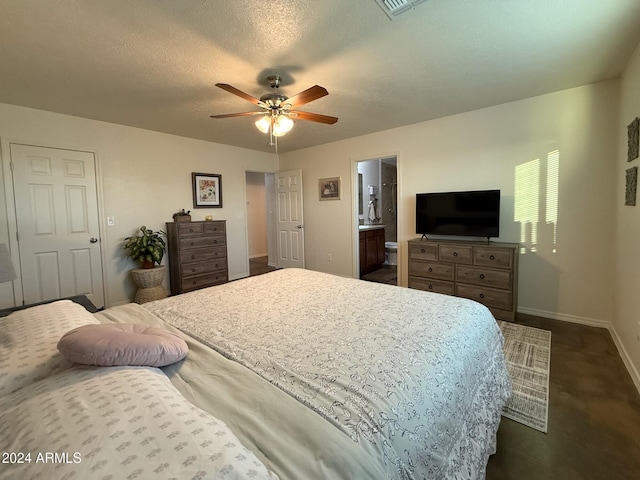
[210,75,338,146]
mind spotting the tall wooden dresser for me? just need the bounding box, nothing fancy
[408,238,519,322]
[166,220,228,295]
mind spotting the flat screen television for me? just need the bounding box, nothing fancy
[416,189,500,239]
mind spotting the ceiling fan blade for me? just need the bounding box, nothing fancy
[215,83,263,106]
[210,111,265,119]
[285,85,329,109]
[290,110,338,125]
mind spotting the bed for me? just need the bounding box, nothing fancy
[1,268,511,480]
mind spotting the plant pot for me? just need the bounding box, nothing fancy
[141,260,155,269]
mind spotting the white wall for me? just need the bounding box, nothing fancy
[280,80,619,325]
[0,103,277,307]
[615,41,640,389]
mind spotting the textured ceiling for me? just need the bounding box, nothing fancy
[1,0,639,153]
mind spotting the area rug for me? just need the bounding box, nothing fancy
[498,321,551,433]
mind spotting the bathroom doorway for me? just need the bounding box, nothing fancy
[354,156,398,285]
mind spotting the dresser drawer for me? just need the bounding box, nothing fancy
[203,222,225,236]
[409,276,454,295]
[179,235,226,250]
[181,258,227,277]
[474,247,513,269]
[455,265,511,290]
[455,284,512,311]
[181,271,227,292]
[409,243,438,261]
[409,260,453,281]
[439,245,472,264]
[177,223,204,236]
[179,246,227,264]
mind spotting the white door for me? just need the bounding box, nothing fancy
[276,169,305,269]
[10,143,105,307]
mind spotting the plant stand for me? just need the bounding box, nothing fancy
[131,265,167,304]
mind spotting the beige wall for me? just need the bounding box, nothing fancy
[0,103,277,307]
[280,80,619,325]
[615,41,640,388]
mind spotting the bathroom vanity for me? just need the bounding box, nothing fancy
[359,225,385,276]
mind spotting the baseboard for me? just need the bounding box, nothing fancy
[607,326,640,395]
[517,306,640,395]
[517,306,610,329]
[249,253,268,259]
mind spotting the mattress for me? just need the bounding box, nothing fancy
[128,268,512,479]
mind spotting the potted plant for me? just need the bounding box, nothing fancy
[123,226,166,269]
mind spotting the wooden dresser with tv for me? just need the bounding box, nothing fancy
[408,238,519,322]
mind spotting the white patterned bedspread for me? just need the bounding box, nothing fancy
[0,366,278,480]
[145,269,511,480]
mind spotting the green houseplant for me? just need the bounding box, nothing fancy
[123,226,166,269]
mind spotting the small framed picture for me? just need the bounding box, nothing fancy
[628,117,639,162]
[319,177,341,201]
[192,173,223,208]
[625,166,637,206]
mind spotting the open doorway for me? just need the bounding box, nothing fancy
[354,156,398,285]
[245,171,277,276]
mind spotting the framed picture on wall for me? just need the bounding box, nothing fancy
[319,177,341,201]
[625,166,637,206]
[628,117,639,162]
[192,173,223,208]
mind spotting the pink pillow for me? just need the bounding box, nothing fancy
[57,323,188,367]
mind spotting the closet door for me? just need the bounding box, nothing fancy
[10,143,104,308]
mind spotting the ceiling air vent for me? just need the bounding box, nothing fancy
[375,0,427,20]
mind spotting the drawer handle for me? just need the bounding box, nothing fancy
[190,242,195,246]
[490,255,495,260]
[191,268,196,273]
[192,281,197,285]
[190,255,195,260]
[428,285,433,290]
[479,293,485,299]
[420,248,425,253]
[479,274,485,280]
[213,239,218,244]
[215,264,219,268]
[428,267,433,272]
[189,228,194,233]
[453,252,458,257]
[213,227,217,231]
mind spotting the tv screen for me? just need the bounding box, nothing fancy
[416,190,500,238]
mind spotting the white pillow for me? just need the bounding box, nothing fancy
[0,300,99,397]
[0,366,278,480]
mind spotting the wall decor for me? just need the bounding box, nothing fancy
[319,177,341,201]
[625,166,637,206]
[628,117,639,162]
[192,173,223,208]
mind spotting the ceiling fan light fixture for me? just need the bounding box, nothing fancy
[273,115,294,137]
[255,115,271,134]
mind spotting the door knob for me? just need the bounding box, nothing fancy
[297,225,304,229]
[89,237,98,243]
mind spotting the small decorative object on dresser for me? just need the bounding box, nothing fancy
[408,238,519,322]
[172,209,191,222]
[166,220,228,294]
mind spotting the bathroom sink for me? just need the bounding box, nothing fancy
[358,224,385,231]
